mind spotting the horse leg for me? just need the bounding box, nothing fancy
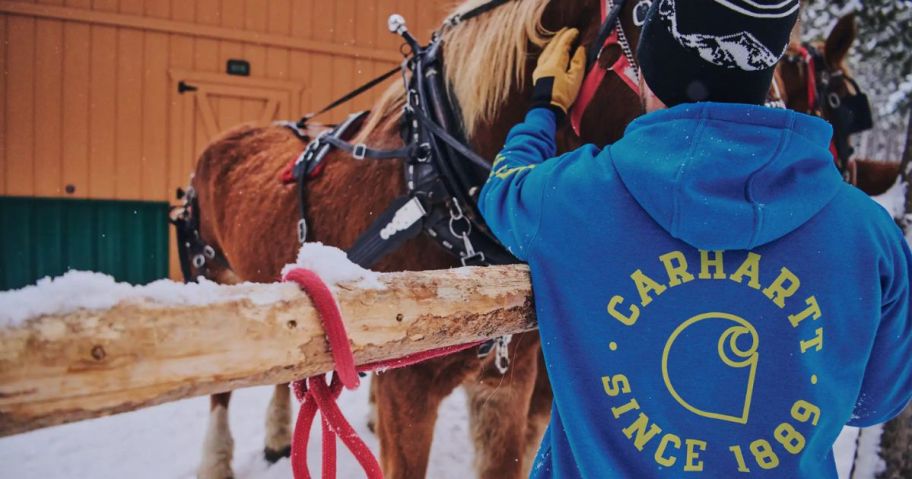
[198,392,235,479]
[465,333,541,479]
[263,383,292,463]
[367,376,378,434]
[374,354,478,478]
[522,349,553,475]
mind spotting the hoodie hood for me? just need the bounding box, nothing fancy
[610,102,843,250]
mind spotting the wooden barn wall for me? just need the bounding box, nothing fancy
[0,0,454,202]
[0,0,454,281]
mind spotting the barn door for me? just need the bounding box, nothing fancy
[169,70,305,169]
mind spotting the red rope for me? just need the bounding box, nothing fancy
[284,268,360,390]
[283,267,485,479]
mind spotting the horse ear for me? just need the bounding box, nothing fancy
[824,13,857,68]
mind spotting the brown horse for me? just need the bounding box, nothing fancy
[777,14,896,195]
[187,1,644,478]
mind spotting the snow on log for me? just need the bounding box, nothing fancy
[0,265,535,437]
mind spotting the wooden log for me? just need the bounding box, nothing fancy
[0,265,535,437]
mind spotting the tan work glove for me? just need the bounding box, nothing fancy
[531,28,587,116]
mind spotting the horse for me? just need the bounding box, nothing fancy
[777,14,886,193]
[182,1,645,478]
[853,159,902,196]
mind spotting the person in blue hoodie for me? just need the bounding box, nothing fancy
[478,0,912,477]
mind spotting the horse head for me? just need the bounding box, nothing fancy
[778,13,874,169]
[435,0,645,158]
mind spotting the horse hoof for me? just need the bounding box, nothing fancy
[264,445,292,464]
[367,419,376,434]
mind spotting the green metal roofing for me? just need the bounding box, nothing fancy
[0,197,169,291]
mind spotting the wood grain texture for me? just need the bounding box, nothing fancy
[0,15,7,196]
[0,265,536,437]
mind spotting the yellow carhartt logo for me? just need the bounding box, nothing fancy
[661,312,760,424]
[491,154,536,179]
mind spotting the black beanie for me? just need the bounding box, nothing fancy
[637,0,800,107]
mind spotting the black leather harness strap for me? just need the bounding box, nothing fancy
[169,187,230,283]
[300,66,401,123]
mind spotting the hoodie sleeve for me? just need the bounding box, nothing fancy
[848,227,912,427]
[479,108,592,261]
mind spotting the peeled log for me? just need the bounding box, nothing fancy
[0,265,535,437]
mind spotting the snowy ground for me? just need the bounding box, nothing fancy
[0,379,474,479]
[0,378,881,479]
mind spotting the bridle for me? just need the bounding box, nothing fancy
[786,44,874,174]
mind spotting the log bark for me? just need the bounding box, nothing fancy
[0,265,535,437]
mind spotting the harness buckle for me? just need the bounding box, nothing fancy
[192,254,206,269]
[460,251,486,267]
[416,143,432,162]
[352,144,368,160]
[203,245,216,259]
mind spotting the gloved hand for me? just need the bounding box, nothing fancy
[531,28,587,116]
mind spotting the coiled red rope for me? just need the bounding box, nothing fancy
[283,267,483,479]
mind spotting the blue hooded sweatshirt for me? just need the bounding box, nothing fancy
[479,103,912,478]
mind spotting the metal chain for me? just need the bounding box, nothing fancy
[612,0,640,83]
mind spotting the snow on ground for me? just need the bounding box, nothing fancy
[872,177,906,220]
[0,378,882,479]
[0,378,474,479]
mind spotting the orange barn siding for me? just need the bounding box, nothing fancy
[1,0,453,201]
[1,0,455,278]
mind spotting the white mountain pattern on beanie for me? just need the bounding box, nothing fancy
[712,0,800,19]
[659,0,788,71]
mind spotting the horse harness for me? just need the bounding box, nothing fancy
[279,0,639,372]
[284,0,640,267]
[786,44,874,174]
[172,0,640,372]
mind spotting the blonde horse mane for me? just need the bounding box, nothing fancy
[356,0,552,142]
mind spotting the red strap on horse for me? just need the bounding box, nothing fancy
[570,28,640,136]
[798,46,817,113]
[283,267,486,479]
[569,0,640,136]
